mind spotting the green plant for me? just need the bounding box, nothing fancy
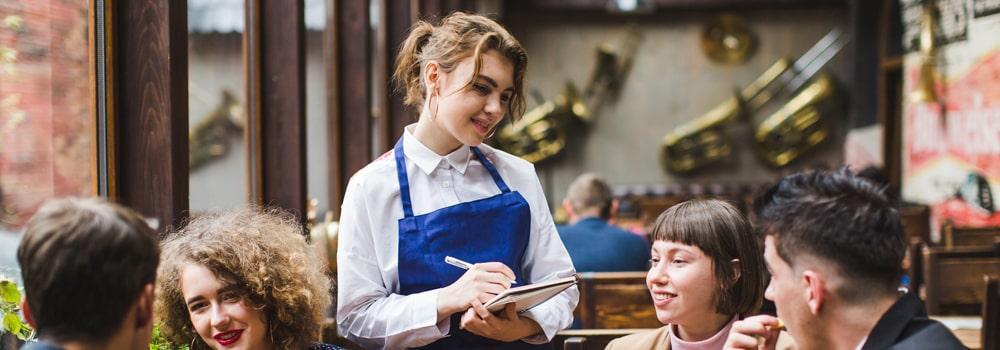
[149,323,189,350]
[0,278,33,341]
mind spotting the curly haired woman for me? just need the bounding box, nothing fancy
[156,208,341,350]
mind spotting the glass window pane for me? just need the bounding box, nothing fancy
[188,0,247,213]
[0,0,95,281]
[306,0,329,220]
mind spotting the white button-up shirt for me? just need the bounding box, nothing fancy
[336,126,579,349]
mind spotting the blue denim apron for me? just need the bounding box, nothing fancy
[394,138,551,349]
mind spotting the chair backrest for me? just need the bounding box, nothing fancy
[555,329,650,350]
[905,238,925,296]
[922,245,1000,315]
[900,205,931,244]
[983,276,999,350]
[576,271,661,329]
[942,222,1000,248]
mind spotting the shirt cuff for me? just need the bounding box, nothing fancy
[412,289,451,338]
[519,306,558,344]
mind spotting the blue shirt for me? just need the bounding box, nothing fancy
[557,217,649,272]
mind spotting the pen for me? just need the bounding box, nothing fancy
[444,256,516,284]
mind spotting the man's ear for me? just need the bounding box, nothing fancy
[20,298,36,328]
[609,199,620,223]
[562,199,575,220]
[802,270,826,316]
[134,283,155,328]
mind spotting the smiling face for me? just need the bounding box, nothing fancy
[647,240,726,327]
[181,264,270,350]
[420,49,514,153]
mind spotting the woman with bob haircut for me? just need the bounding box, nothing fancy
[156,208,342,350]
[336,11,577,350]
[606,199,793,350]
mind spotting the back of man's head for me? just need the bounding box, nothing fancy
[18,198,159,343]
[754,168,904,302]
[565,173,614,220]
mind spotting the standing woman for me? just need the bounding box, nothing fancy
[337,12,578,349]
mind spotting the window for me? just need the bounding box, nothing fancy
[0,0,95,280]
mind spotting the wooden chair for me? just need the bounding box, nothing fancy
[900,204,931,244]
[905,238,925,296]
[576,271,661,329]
[984,276,999,350]
[942,222,1000,248]
[556,329,651,350]
[922,245,1000,315]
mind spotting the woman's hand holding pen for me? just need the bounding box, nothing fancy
[460,302,542,342]
[724,315,784,350]
[436,262,516,320]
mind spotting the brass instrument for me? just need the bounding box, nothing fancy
[910,2,939,103]
[661,28,847,173]
[190,90,244,170]
[701,14,756,65]
[309,210,339,273]
[497,29,641,163]
[496,83,584,163]
[755,73,836,167]
[660,59,790,173]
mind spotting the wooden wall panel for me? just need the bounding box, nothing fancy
[246,0,308,221]
[330,0,373,217]
[114,0,189,232]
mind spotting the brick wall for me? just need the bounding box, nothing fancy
[0,0,92,228]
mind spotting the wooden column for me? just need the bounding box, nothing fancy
[113,0,189,232]
[329,0,372,217]
[245,0,308,221]
[385,1,415,145]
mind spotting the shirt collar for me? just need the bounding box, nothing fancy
[402,125,473,175]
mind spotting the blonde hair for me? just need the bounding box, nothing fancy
[155,207,331,350]
[393,11,528,120]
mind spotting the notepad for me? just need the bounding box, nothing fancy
[483,275,579,313]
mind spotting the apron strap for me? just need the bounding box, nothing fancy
[394,138,414,218]
[471,147,511,193]
[395,137,512,218]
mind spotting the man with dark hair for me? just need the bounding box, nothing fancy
[725,168,963,350]
[17,198,159,350]
[557,173,648,272]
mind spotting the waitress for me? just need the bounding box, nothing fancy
[336,12,578,350]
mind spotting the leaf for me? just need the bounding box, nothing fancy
[0,280,19,304]
[3,312,21,335]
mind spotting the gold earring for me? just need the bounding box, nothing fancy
[431,89,440,121]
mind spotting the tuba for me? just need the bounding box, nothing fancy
[497,29,641,163]
[755,72,837,167]
[660,59,791,173]
[496,83,585,163]
[661,28,847,173]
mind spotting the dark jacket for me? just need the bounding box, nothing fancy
[862,291,966,350]
[557,217,649,272]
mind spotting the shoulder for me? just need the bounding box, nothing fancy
[891,319,965,349]
[345,150,397,191]
[605,327,671,350]
[476,144,535,175]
